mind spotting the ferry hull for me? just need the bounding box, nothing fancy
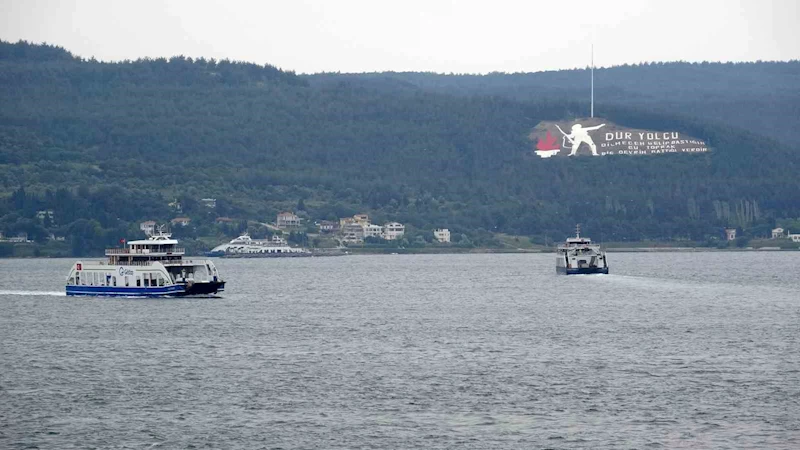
[181,281,225,296]
[66,285,186,297]
[66,281,225,297]
[557,266,609,275]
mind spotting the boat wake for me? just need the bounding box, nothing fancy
[0,290,66,297]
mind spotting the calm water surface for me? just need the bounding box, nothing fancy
[1,252,799,449]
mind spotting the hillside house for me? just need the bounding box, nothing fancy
[341,222,365,243]
[277,212,301,228]
[433,228,451,243]
[139,220,157,236]
[171,217,191,227]
[364,224,384,239]
[771,228,785,239]
[0,232,32,243]
[36,210,54,223]
[319,220,339,233]
[383,222,405,240]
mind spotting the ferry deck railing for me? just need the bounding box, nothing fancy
[105,248,186,256]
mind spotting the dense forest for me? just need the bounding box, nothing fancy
[1,40,799,256]
[308,61,800,142]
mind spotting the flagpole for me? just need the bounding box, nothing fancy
[591,45,594,118]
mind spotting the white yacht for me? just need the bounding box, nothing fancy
[207,233,309,257]
[65,231,225,297]
[556,225,609,275]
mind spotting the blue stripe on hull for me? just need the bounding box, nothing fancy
[557,266,609,275]
[66,285,186,297]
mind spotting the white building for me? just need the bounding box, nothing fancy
[725,228,737,241]
[277,212,301,228]
[37,210,54,222]
[140,220,157,236]
[433,228,451,243]
[364,224,384,239]
[0,232,32,243]
[171,217,191,227]
[201,198,217,208]
[789,233,800,243]
[319,220,339,233]
[383,222,405,240]
[5,233,31,243]
[771,228,785,239]
[168,199,182,212]
[341,223,365,243]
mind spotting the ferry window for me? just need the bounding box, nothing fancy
[68,277,75,285]
[75,272,80,285]
[144,278,150,287]
[112,276,117,287]
[125,276,129,287]
[136,277,141,287]
[158,275,165,287]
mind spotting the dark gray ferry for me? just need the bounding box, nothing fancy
[556,225,609,275]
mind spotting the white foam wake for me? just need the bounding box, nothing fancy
[0,290,66,297]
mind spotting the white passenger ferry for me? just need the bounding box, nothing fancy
[207,233,310,257]
[65,232,225,297]
[556,225,609,275]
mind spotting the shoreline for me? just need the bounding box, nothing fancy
[0,246,796,259]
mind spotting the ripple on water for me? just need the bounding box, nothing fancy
[1,253,799,449]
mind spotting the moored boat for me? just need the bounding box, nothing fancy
[65,231,225,297]
[207,233,310,257]
[556,225,609,275]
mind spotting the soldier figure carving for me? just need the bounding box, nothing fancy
[556,123,606,156]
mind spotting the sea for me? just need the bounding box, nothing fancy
[1,252,799,449]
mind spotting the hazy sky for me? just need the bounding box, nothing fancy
[1,0,798,74]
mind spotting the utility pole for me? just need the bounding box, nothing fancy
[591,45,594,118]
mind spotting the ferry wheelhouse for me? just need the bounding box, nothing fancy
[556,225,609,275]
[65,232,225,297]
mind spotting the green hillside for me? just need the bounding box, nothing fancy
[307,61,800,143]
[1,40,799,256]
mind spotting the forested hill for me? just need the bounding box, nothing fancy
[307,61,800,143]
[1,40,799,256]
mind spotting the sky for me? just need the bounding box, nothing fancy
[1,0,798,74]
